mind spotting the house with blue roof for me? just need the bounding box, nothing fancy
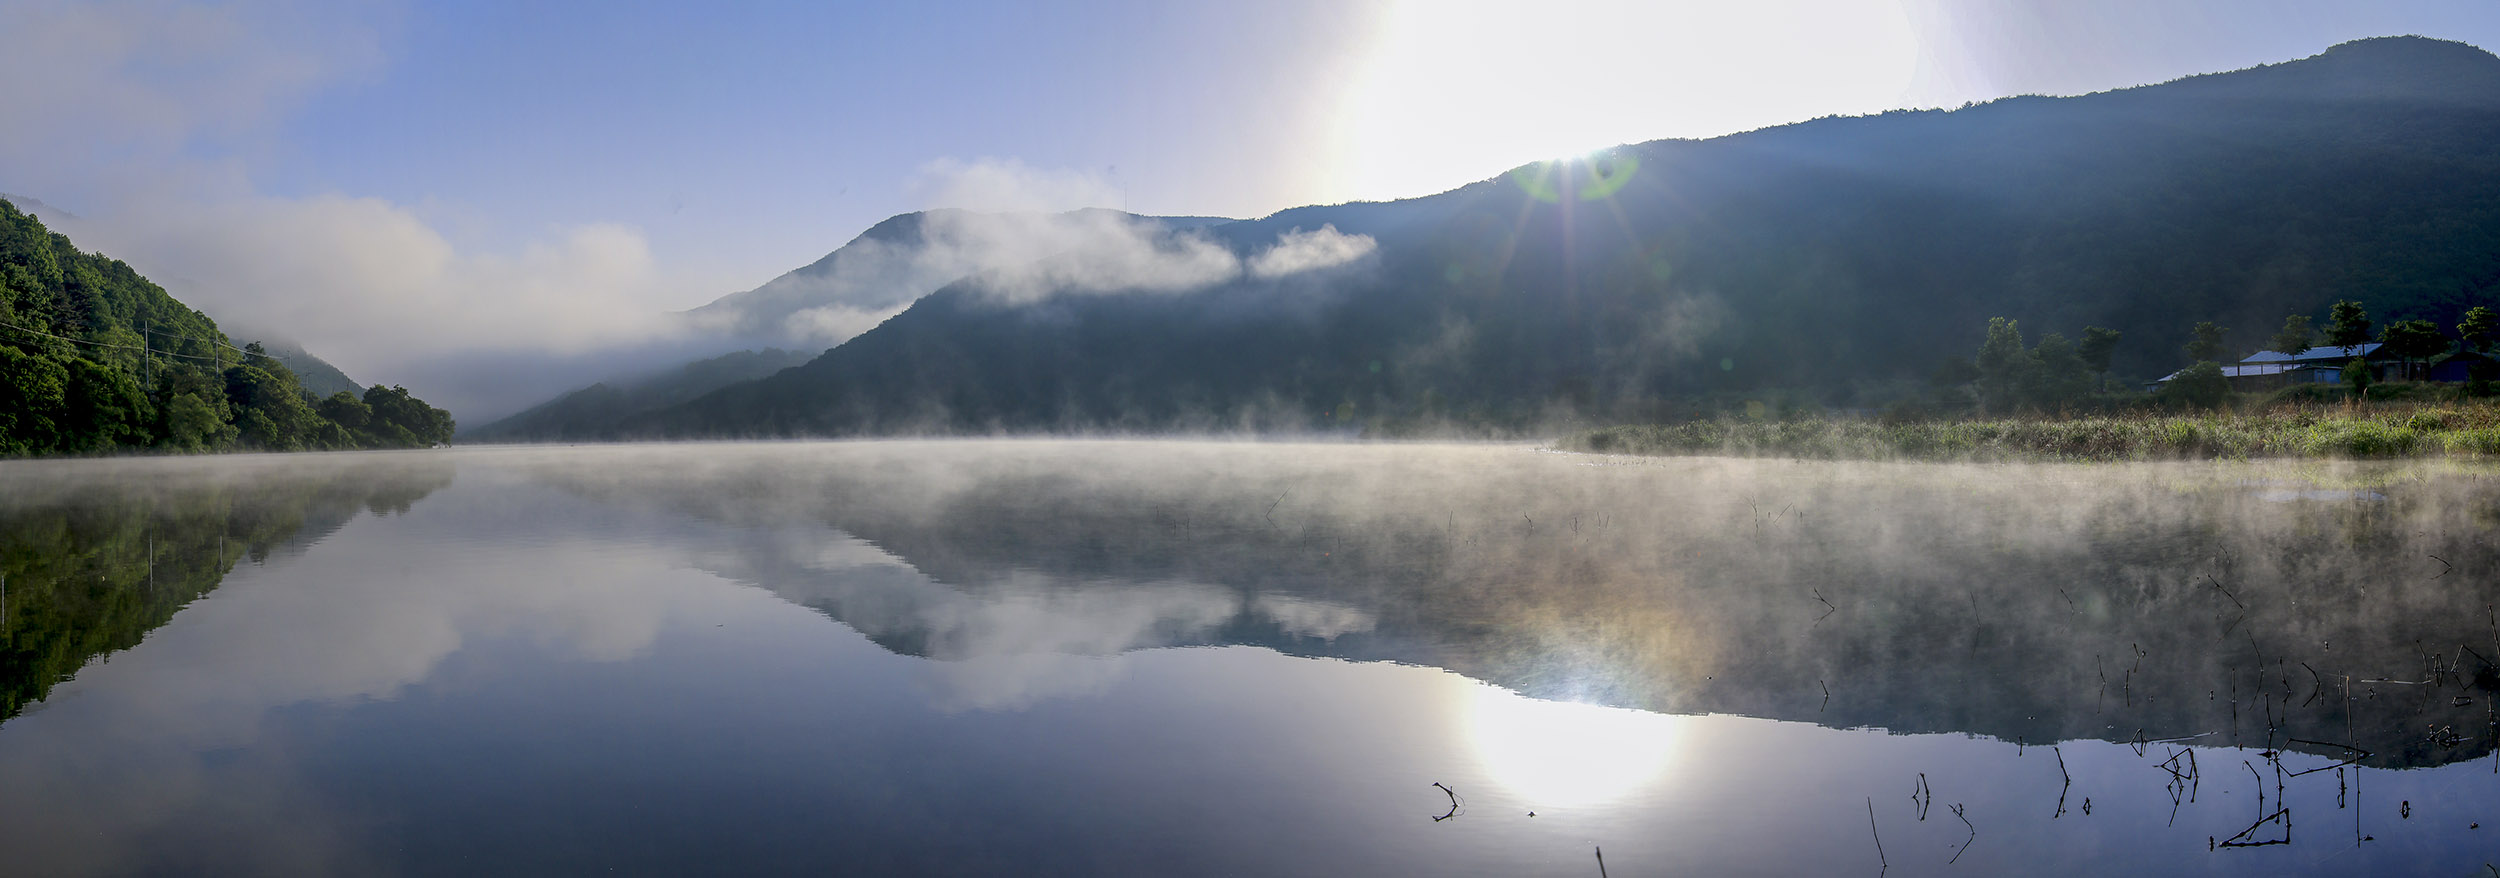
[2145,342,2394,391]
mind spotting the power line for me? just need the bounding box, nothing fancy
[2,319,311,364]
[136,324,312,361]
[1,319,233,364]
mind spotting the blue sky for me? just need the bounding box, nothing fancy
[5,0,2499,413]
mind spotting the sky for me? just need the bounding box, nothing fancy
[5,0,2500,416]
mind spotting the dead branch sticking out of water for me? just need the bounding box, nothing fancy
[1948,802,1975,864]
[1912,774,1931,821]
[1866,796,1887,872]
[1430,782,1461,822]
[2216,808,2291,849]
[2205,575,2244,609]
[2283,739,2371,778]
[2159,747,2200,827]
[2430,553,2454,579]
[1594,846,1607,878]
[2051,746,2072,819]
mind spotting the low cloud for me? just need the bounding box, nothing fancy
[1248,224,1375,278]
[707,160,1380,341]
[51,195,698,394]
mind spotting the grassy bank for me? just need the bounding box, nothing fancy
[1563,400,2500,462]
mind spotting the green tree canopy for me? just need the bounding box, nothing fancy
[2184,321,2229,363]
[2161,360,2230,410]
[2026,332,2093,409]
[0,198,452,457]
[2077,326,2121,378]
[1972,317,2028,414]
[2267,314,2316,357]
[2376,319,2447,381]
[2459,306,2498,353]
[2325,300,2372,353]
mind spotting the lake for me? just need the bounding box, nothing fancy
[0,441,2494,875]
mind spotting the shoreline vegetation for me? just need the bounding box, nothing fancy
[1562,391,2500,462]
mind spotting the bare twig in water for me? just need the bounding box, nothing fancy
[1912,774,1931,821]
[1866,797,1887,871]
[1948,802,1975,864]
[1430,782,1462,822]
[2217,808,2291,848]
[2052,746,2072,818]
[1594,846,1608,878]
[1265,491,1287,524]
[2430,553,2454,579]
[2206,574,2244,609]
[1813,588,1837,624]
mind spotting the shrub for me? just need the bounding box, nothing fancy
[2446,427,2500,455]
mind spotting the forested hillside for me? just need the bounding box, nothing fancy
[623,36,2500,438]
[464,347,812,442]
[0,199,453,455]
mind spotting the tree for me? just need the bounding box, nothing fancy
[1972,317,2028,413]
[160,392,231,451]
[317,391,370,430]
[2161,361,2230,410]
[2027,332,2092,409]
[2376,319,2447,381]
[224,365,318,450]
[2460,305,2498,353]
[2325,300,2372,354]
[2266,314,2316,357]
[2184,321,2229,363]
[2343,358,2373,398]
[2077,326,2120,391]
[60,358,150,452]
[362,384,455,447]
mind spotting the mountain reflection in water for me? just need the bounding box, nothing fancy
[0,442,2493,875]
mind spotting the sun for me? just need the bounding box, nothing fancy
[1465,684,1681,809]
[1325,0,1922,204]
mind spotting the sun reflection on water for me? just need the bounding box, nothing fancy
[1466,684,1680,809]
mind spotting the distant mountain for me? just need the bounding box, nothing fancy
[475,208,1236,440]
[597,36,2500,438]
[0,194,76,223]
[682,208,1237,346]
[222,332,361,399]
[464,347,812,442]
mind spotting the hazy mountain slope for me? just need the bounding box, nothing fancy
[236,335,360,398]
[637,36,2500,437]
[464,347,813,441]
[682,208,1237,344]
[473,209,1238,439]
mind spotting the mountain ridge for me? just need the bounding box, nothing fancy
[538,35,2500,439]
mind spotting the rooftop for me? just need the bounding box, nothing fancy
[2241,342,2383,364]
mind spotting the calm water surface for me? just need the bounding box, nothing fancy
[1,441,2496,875]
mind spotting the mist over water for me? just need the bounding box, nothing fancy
[1,443,2494,874]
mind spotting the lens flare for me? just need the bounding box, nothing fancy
[1509,151,1640,203]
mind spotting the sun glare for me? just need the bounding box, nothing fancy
[1328,0,1921,203]
[1466,684,1681,809]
